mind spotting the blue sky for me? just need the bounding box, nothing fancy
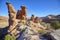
[0,0,60,17]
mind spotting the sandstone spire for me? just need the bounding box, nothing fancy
[34,17,40,23]
[30,14,35,21]
[6,2,16,14]
[6,2,18,35]
[16,6,27,20]
[6,2,16,21]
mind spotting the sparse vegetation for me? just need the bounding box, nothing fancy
[40,22,51,29]
[5,34,16,40]
[0,16,8,28]
[0,22,8,28]
[51,21,60,30]
[38,29,45,34]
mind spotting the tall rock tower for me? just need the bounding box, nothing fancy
[30,14,35,21]
[16,6,27,20]
[6,2,18,35]
[34,17,40,23]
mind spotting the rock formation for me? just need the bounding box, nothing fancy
[6,2,18,35]
[34,17,40,23]
[30,14,34,21]
[16,6,27,20]
[17,26,40,40]
[5,2,50,40]
[6,2,16,25]
[16,10,22,19]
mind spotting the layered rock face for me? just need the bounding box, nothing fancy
[6,2,18,35]
[16,6,27,20]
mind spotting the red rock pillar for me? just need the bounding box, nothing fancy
[16,6,27,20]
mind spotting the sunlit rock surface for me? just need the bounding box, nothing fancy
[5,2,60,40]
[6,2,18,35]
[15,21,47,40]
[17,26,40,40]
[16,6,27,20]
[50,29,60,40]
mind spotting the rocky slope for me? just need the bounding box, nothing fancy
[11,20,48,40]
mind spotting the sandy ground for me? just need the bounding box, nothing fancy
[0,22,8,28]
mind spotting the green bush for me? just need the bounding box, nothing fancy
[38,29,45,34]
[20,28,24,31]
[5,34,16,40]
[51,21,60,30]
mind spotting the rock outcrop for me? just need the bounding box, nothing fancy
[17,26,40,40]
[16,6,27,20]
[6,2,18,35]
[17,20,47,40]
[6,2,49,40]
[34,17,40,23]
[30,14,34,21]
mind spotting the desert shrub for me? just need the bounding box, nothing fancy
[40,22,46,27]
[51,21,60,30]
[19,28,24,31]
[40,22,51,29]
[5,34,16,40]
[38,29,45,34]
[46,23,51,29]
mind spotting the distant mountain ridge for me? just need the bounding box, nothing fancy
[40,15,60,23]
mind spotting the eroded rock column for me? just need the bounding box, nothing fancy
[6,2,18,35]
[30,14,34,22]
[21,6,27,20]
[16,6,27,20]
[34,17,40,23]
